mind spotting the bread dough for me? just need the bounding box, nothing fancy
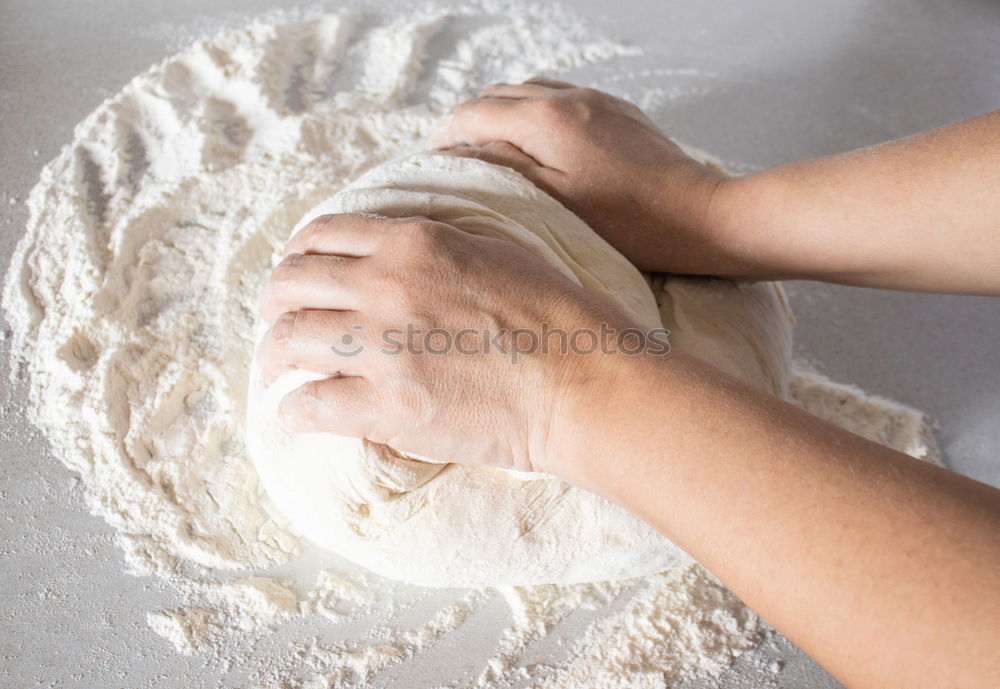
[246,152,793,587]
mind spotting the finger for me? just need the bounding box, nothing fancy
[278,375,381,438]
[284,213,393,259]
[478,82,549,99]
[441,142,552,185]
[523,76,577,89]
[444,142,566,198]
[260,253,364,324]
[257,309,371,384]
[430,97,529,149]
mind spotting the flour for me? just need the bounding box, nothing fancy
[2,4,941,687]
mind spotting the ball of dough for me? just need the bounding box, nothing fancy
[246,153,793,587]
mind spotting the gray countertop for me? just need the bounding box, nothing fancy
[2,0,998,687]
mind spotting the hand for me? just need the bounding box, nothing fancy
[431,78,736,275]
[256,213,641,474]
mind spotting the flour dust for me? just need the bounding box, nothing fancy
[2,4,940,687]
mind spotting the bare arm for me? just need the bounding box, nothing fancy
[435,80,1000,295]
[716,109,1000,293]
[259,214,1000,689]
[551,350,1000,689]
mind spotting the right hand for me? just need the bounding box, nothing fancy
[256,213,647,477]
[432,78,737,275]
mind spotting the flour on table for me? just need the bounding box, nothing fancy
[2,4,942,687]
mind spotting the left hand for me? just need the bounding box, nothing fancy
[432,78,733,275]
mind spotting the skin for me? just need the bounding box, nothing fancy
[258,79,1000,689]
[434,78,1000,294]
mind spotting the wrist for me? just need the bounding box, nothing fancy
[697,171,777,279]
[644,156,752,277]
[539,344,669,493]
[707,169,835,282]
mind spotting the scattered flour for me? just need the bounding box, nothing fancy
[2,3,941,687]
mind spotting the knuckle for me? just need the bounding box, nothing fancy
[289,222,318,248]
[535,96,567,120]
[270,311,297,344]
[311,212,357,230]
[272,253,308,281]
[289,212,364,252]
[386,378,427,420]
[480,81,507,94]
[312,212,342,226]
[369,260,412,306]
[300,215,329,237]
[451,99,478,119]
[385,277,419,314]
[259,283,287,323]
[484,140,516,155]
[403,219,448,252]
[299,380,330,420]
[290,215,332,247]
[577,87,604,101]
[352,383,381,418]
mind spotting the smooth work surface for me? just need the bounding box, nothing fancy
[2,0,998,687]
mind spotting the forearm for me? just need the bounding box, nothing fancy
[713,109,1000,294]
[549,351,1000,689]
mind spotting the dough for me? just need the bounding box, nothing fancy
[246,152,793,587]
